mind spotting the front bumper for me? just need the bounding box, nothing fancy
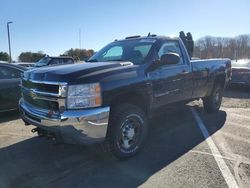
[19,98,110,144]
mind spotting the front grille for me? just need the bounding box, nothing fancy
[22,80,59,94]
[22,79,66,112]
[23,93,59,111]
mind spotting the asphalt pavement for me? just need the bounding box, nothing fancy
[0,86,249,188]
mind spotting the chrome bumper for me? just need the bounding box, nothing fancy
[19,99,110,144]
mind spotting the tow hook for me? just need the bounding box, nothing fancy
[31,128,39,133]
[30,128,63,143]
[31,128,47,137]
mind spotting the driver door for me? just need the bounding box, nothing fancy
[149,40,188,108]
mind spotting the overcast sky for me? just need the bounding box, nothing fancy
[1,0,250,60]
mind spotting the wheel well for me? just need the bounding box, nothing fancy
[214,74,226,88]
[110,92,150,115]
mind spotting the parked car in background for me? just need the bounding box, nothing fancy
[231,59,250,87]
[34,56,74,67]
[0,62,27,112]
[14,62,35,69]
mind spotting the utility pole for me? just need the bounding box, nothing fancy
[7,21,13,63]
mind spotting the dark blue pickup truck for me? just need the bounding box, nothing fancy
[19,35,231,159]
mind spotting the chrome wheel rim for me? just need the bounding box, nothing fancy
[118,115,142,150]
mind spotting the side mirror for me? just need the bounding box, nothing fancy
[160,52,180,65]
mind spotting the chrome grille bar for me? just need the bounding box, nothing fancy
[21,79,67,113]
[22,87,60,98]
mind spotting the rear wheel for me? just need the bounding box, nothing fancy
[106,104,148,160]
[203,84,223,113]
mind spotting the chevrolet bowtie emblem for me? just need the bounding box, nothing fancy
[47,110,54,117]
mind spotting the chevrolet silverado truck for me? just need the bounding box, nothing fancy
[19,35,231,159]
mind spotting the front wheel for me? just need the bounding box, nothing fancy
[106,104,148,160]
[203,84,223,113]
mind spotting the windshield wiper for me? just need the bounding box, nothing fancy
[106,59,125,62]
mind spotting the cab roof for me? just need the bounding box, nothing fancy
[116,35,179,42]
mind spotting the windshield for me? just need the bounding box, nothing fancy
[88,39,155,65]
[35,57,51,67]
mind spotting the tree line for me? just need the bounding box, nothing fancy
[0,52,10,61]
[1,34,250,62]
[194,34,250,59]
[63,48,94,61]
[0,48,95,62]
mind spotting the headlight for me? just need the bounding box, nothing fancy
[67,83,102,109]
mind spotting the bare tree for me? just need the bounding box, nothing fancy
[193,34,250,60]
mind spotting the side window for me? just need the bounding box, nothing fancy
[134,45,152,58]
[0,66,21,79]
[50,58,61,65]
[158,41,184,64]
[102,46,123,60]
[63,58,74,64]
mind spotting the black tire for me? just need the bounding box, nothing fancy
[106,104,148,160]
[203,84,223,113]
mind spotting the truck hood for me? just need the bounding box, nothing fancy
[24,62,136,84]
